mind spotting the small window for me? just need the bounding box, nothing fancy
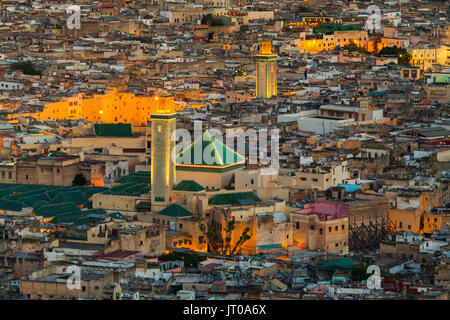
[319,228,323,235]
[328,227,332,232]
[296,222,300,229]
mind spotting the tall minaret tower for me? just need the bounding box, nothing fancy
[255,40,277,99]
[151,96,176,212]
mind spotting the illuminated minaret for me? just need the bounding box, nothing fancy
[256,41,277,99]
[151,97,176,212]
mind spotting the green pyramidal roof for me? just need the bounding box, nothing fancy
[173,180,205,192]
[158,203,194,217]
[176,131,245,167]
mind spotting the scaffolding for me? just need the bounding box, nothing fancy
[349,218,397,251]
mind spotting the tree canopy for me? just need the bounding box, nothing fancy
[72,173,88,186]
[12,61,42,76]
[201,14,226,27]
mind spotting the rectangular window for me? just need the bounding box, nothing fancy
[328,227,332,232]
[296,222,300,229]
[319,228,323,235]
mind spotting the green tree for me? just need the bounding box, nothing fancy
[201,14,225,27]
[12,61,42,76]
[158,251,206,268]
[351,262,394,282]
[379,46,411,65]
[72,173,87,186]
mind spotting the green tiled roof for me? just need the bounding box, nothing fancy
[318,258,358,271]
[94,123,133,137]
[176,131,245,167]
[115,171,150,184]
[103,182,150,196]
[0,199,24,212]
[85,208,108,216]
[136,201,151,209]
[33,200,50,210]
[173,180,205,192]
[51,211,89,225]
[53,191,89,206]
[108,212,128,221]
[158,203,194,217]
[18,193,51,207]
[35,202,81,218]
[208,192,261,206]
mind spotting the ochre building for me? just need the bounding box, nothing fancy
[28,88,195,126]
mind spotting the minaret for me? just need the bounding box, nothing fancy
[151,96,176,211]
[255,41,277,99]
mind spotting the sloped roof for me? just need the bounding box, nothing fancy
[19,193,51,207]
[209,192,261,206]
[33,200,50,210]
[115,171,150,184]
[35,202,81,218]
[136,201,151,209]
[176,131,245,167]
[94,123,133,137]
[317,258,358,271]
[53,191,89,206]
[0,199,24,211]
[108,212,128,221]
[103,182,150,196]
[173,180,205,192]
[158,203,194,217]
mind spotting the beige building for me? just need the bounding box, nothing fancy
[410,45,450,71]
[235,169,290,201]
[20,265,115,300]
[291,212,348,254]
[209,196,290,255]
[138,203,208,252]
[279,161,350,191]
